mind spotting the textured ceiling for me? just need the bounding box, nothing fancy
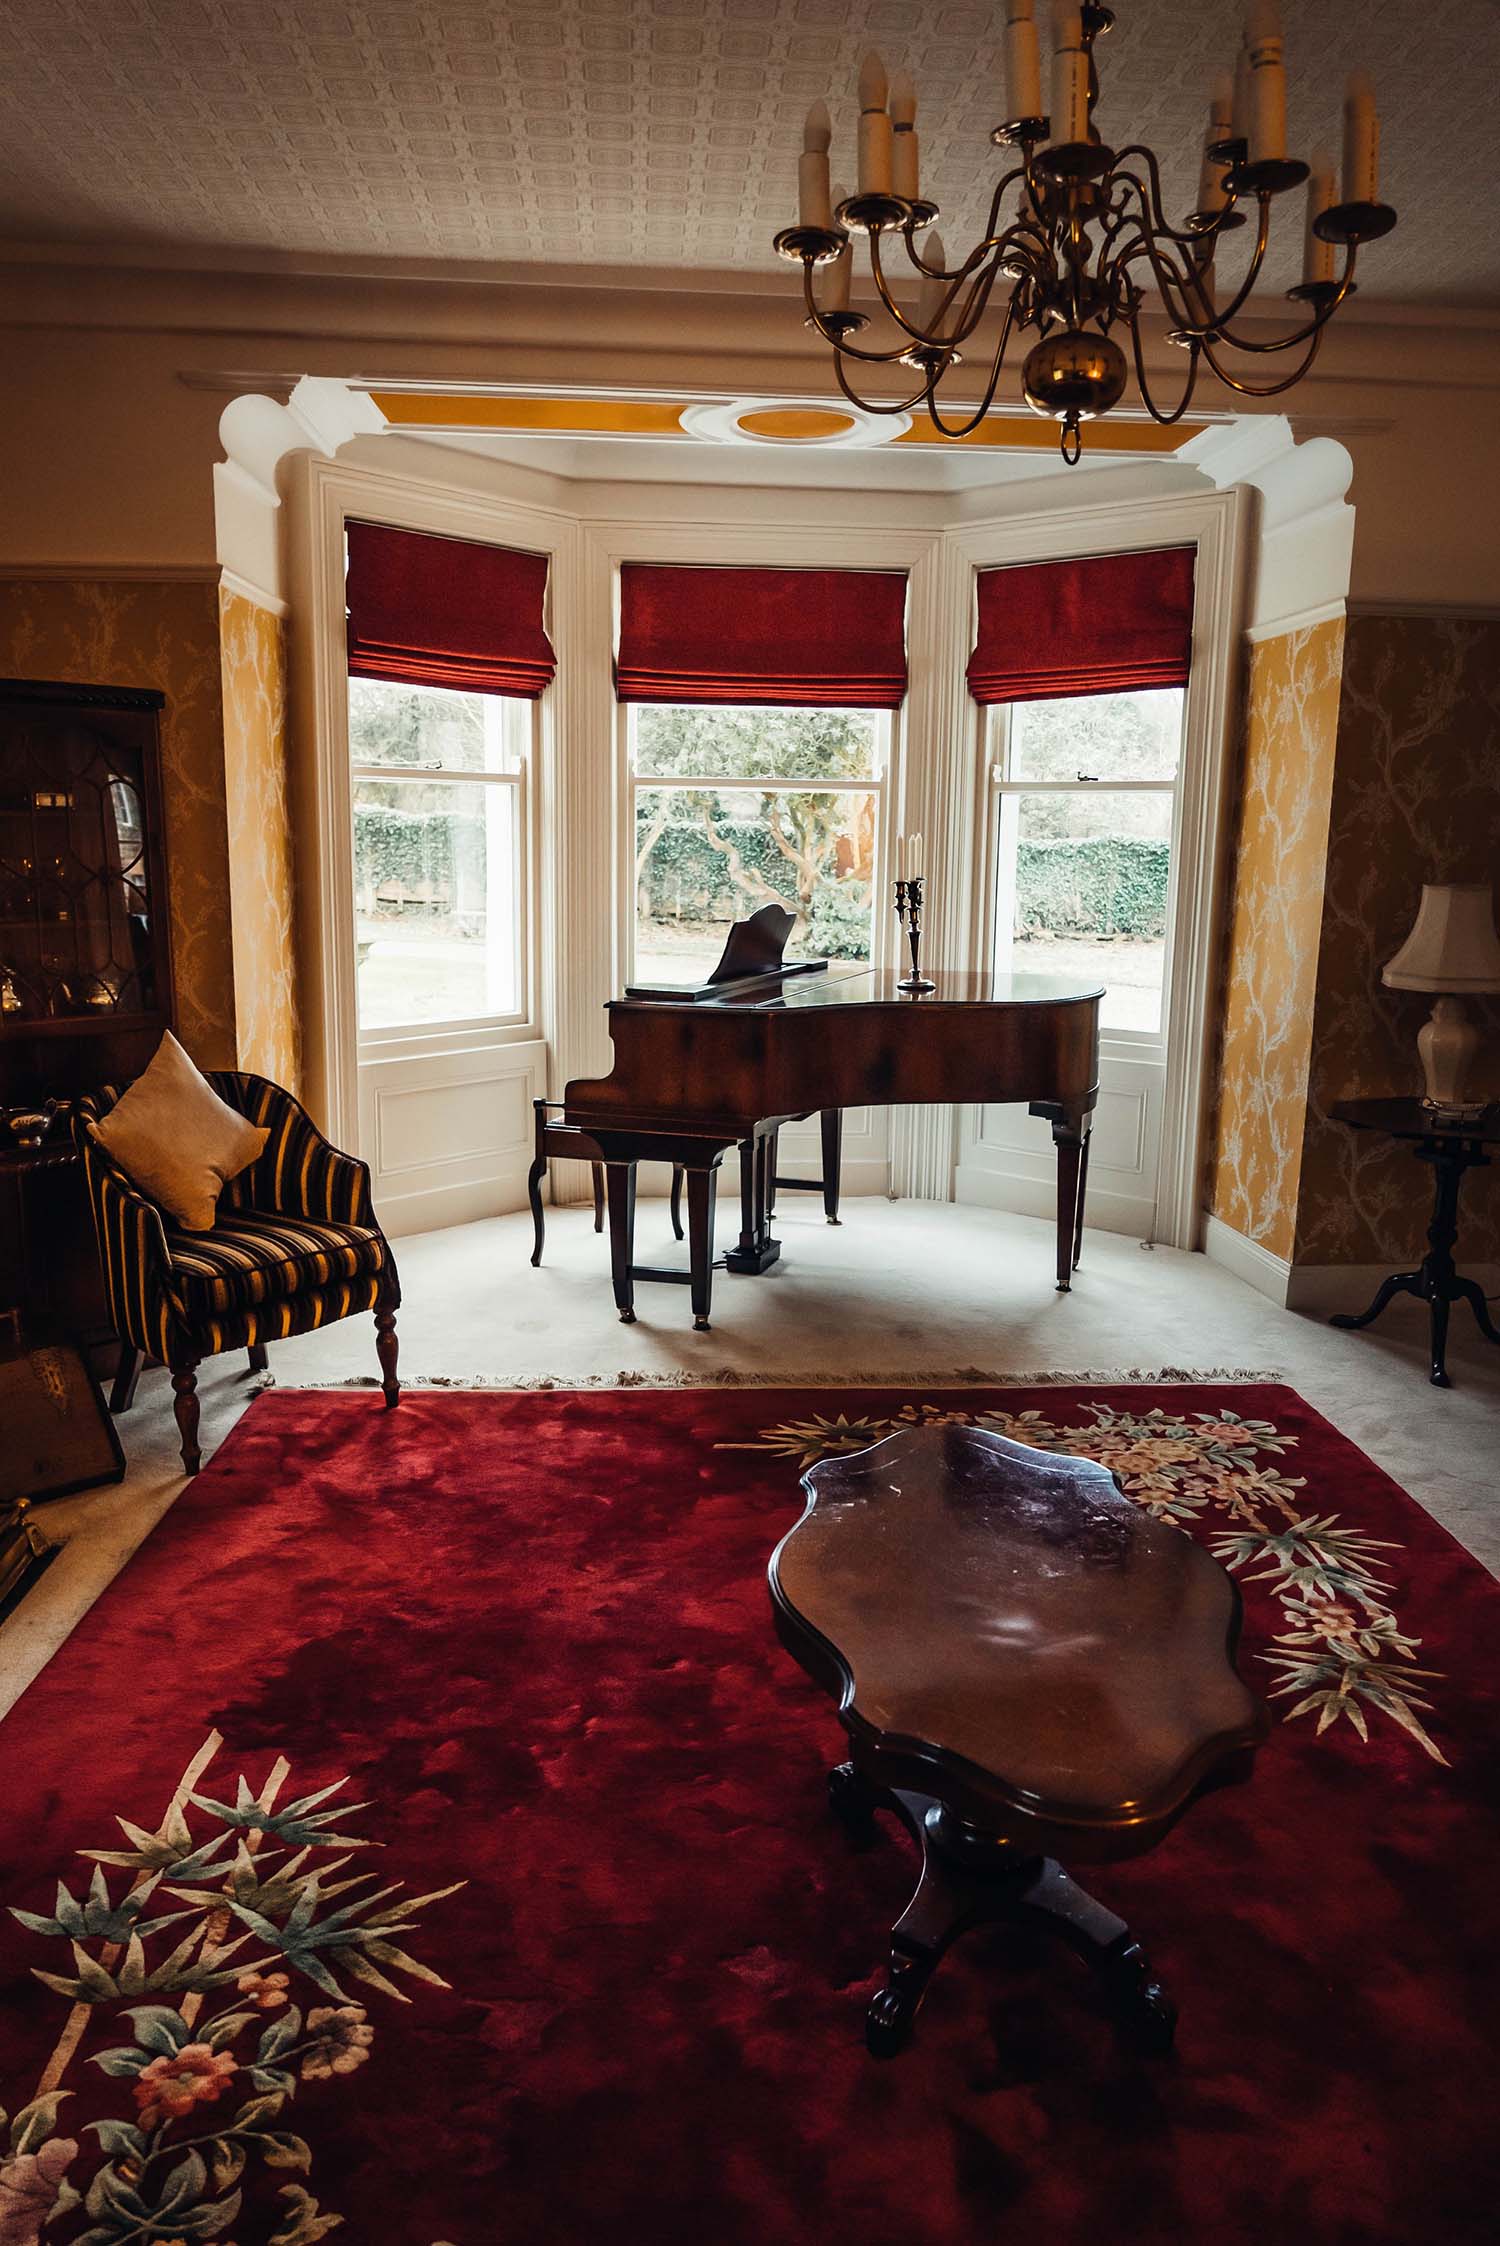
[0,1,1495,306]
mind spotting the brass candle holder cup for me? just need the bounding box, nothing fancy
[894,876,936,994]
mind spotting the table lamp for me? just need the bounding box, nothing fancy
[1382,883,1500,1119]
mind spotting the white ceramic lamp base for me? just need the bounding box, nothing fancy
[1417,995,1485,1119]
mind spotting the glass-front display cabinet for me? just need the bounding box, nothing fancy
[0,679,176,1107]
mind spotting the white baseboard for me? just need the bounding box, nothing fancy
[1203,1213,1293,1305]
[1287,1258,1500,1316]
[955,1165,1152,1241]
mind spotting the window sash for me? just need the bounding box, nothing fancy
[625,706,891,984]
[351,691,534,1044]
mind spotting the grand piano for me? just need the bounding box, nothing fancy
[561,907,1102,1330]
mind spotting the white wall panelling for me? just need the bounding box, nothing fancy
[358,1035,545,1239]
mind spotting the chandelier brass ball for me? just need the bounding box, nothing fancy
[1020,329,1129,423]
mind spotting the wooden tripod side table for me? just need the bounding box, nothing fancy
[1328,1097,1500,1388]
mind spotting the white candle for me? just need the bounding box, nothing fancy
[1004,0,1042,122]
[895,832,906,880]
[798,100,833,229]
[857,52,893,195]
[1049,4,1089,146]
[890,69,920,200]
[1343,70,1379,204]
[825,183,852,309]
[1303,154,1336,283]
[1208,67,1234,142]
[910,831,923,877]
[1244,0,1285,162]
[918,230,947,332]
[1231,42,1251,143]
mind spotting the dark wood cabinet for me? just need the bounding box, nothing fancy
[0,679,177,1337]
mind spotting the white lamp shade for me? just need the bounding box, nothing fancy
[1382,883,1500,994]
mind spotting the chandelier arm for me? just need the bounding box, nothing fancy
[1111,145,1242,249]
[1211,252,1361,355]
[1145,194,1276,338]
[1107,227,1213,337]
[1197,325,1328,398]
[799,259,940,365]
[1126,317,1204,425]
[920,296,1023,439]
[830,352,940,419]
[868,231,946,344]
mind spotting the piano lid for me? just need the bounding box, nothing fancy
[617,964,1107,1012]
[623,901,829,1003]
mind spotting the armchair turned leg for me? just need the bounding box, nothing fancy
[169,1359,201,1477]
[110,1344,145,1414]
[374,1306,400,1408]
[247,1341,269,1373]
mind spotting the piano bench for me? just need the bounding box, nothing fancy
[528,1100,683,1269]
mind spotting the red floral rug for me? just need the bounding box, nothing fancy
[1,1383,1496,2246]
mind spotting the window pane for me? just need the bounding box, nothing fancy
[348,677,519,773]
[1008,688,1183,783]
[998,788,1172,1034]
[633,704,879,782]
[634,784,875,987]
[353,777,519,1029]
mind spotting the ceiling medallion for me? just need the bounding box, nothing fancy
[774,1,1396,463]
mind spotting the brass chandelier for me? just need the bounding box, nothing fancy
[773,1,1396,462]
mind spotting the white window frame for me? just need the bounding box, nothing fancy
[983,688,1187,1055]
[620,701,896,984]
[351,684,536,1052]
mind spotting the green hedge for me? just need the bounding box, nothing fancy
[638,818,802,919]
[1015,836,1168,939]
[354,802,483,907]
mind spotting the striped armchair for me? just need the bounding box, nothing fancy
[75,1073,400,1475]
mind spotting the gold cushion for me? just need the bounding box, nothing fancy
[89,1032,269,1231]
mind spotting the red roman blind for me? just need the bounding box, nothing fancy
[615,563,909,708]
[346,521,557,700]
[966,546,1196,705]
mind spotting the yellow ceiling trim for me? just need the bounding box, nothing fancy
[736,407,859,441]
[370,390,1205,453]
[373,393,688,436]
[892,415,1205,452]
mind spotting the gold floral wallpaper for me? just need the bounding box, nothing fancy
[1295,612,1500,1268]
[0,576,236,1067]
[219,586,300,1091]
[1206,617,1346,1263]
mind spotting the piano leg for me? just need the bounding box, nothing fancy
[686,1167,719,1331]
[605,1162,638,1323]
[1050,1110,1092,1293]
[726,1125,782,1275]
[821,1109,844,1226]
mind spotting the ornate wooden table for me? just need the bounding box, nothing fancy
[1328,1097,1500,1387]
[768,1423,1267,2058]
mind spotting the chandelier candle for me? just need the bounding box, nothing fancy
[891,69,921,200]
[1245,0,1286,164]
[774,1,1397,462]
[1343,71,1379,205]
[825,186,853,310]
[858,53,894,196]
[1197,71,1235,213]
[1303,157,1336,286]
[799,102,833,229]
[1049,4,1091,146]
[1004,0,1043,123]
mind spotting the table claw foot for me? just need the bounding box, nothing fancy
[1099,1936,1177,2055]
[866,1956,930,2059]
[827,1760,879,1832]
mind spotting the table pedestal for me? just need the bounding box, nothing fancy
[828,1763,1176,2060]
[1330,1133,1500,1386]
